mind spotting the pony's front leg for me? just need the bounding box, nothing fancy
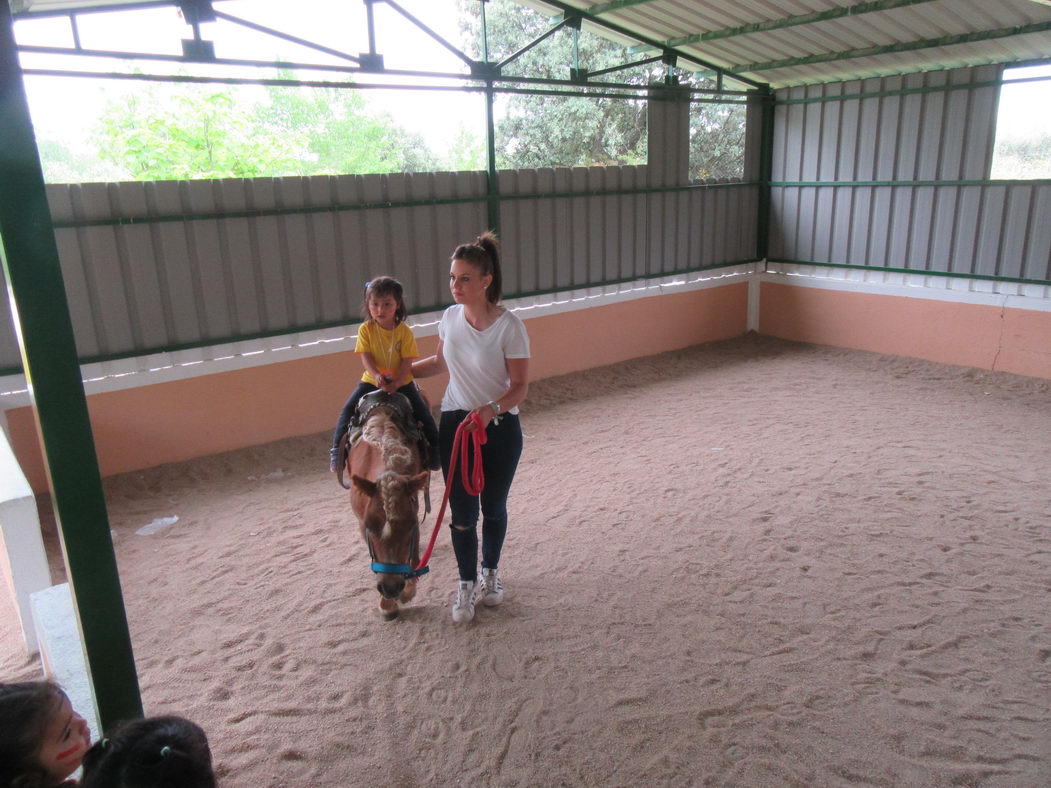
[399,577,418,604]
[378,597,399,620]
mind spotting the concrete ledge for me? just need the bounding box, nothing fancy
[30,583,101,741]
[0,425,50,654]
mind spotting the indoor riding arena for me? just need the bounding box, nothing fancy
[1,1,1049,786]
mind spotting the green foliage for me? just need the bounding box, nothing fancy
[689,101,747,181]
[89,77,443,182]
[253,78,440,175]
[458,0,745,178]
[35,138,122,184]
[444,124,488,171]
[94,84,303,180]
[991,134,1051,179]
[459,0,648,169]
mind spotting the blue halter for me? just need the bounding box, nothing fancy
[365,526,429,579]
[369,560,430,579]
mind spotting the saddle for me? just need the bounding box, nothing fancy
[335,390,427,490]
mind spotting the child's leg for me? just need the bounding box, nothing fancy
[399,382,440,469]
[332,381,377,448]
[399,383,439,445]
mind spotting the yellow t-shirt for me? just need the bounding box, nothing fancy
[355,321,419,385]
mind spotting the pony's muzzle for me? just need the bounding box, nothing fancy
[377,574,406,599]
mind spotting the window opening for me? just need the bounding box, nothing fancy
[991,64,1051,180]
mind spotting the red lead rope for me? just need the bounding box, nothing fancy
[415,412,486,572]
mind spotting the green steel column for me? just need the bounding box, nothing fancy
[484,81,500,234]
[0,0,142,727]
[756,86,775,261]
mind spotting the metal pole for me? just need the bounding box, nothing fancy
[0,0,142,728]
[484,81,500,234]
[756,86,775,261]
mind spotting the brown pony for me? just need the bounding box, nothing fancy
[347,399,429,620]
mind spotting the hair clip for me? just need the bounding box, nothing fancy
[160,746,172,758]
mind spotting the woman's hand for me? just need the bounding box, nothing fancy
[466,405,494,431]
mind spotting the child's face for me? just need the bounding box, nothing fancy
[37,694,91,784]
[369,294,398,327]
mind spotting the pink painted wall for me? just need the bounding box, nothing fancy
[759,282,1051,379]
[9,284,748,493]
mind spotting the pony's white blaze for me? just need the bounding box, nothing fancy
[348,401,428,620]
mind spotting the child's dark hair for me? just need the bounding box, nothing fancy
[80,716,215,788]
[0,681,65,788]
[362,276,407,324]
[452,231,502,304]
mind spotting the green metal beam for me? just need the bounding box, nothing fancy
[533,0,768,89]
[659,0,940,49]
[381,0,476,68]
[576,0,662,15]
[0,0,142,729]
[484,83,500,234]
[10,0,169,19]
[497,15,576,71]
[730,20,1051,75]
[212,9,361,64]
[19,54,752,97]
[776,74,1010,105]
[771,178,1051,187]
[756,87,775,261]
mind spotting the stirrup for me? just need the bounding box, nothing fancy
[335,432,352,489]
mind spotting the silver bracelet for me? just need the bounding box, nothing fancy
[487,400,501,417]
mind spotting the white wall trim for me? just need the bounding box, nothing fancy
[0,264,759,409]
[761,263,1051,312]
[3,262,1047,410]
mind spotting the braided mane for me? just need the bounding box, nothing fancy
[361,409,419,525]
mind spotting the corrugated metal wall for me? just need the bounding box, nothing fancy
[499,167,757,295]
[2,172,490,369]
[769,65,1051,283]
[0,168,758,372]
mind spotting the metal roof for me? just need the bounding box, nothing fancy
[525,0,1051,88]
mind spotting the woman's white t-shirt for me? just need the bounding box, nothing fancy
[439,304,530,413]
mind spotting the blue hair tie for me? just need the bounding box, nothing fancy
[160,746,172,758]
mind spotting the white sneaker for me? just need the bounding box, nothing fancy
[451,580,476,623]
[478,568,505,606]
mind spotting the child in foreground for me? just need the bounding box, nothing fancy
[79,715,216,788]
[0,680,92,787]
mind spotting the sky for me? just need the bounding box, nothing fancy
[14,0,483,152]
[996,63,1051,142]
[13,1,1051,158]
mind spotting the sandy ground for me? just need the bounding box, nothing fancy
[2,334,1050,787]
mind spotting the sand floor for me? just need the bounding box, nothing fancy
[2,334,1050,787]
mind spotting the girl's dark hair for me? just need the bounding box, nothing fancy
[452,231,502,304]
[0,681,65,788]
[80,716,215,788]
[362,276,407,325]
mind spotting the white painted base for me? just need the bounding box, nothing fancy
[0,428,50,654]
[30,583,101,742]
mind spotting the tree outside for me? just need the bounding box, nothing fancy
[991,135,1051,179]
[30,1,748,183]
[88,77,443,182]
[457,0,747,179]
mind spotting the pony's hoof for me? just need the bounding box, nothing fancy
[382,608,399,621]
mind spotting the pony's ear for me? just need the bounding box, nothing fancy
[408,472,430,493]
[351,475,378,496]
